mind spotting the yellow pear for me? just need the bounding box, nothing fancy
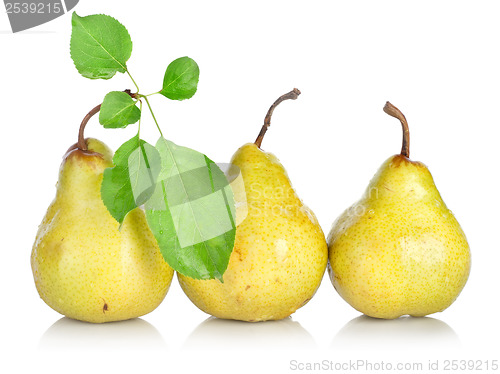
[328,102,471,319]
[31,138,174,323]
[178,89,328,321]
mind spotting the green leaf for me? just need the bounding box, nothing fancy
[101,136,161,224]
[99,91,141,129]
[70,12,133,79]
[160,57,200,100]
[145,137,236,281]
[128,141,162,206]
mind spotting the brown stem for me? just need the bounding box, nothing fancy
[254,88,301,148]
[124,89,138,99]
[77,104,101,151]
[383,101,410,158]
[77,89,138,151]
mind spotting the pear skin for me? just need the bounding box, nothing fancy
[178,90,328,321]
[31,139,174,323]
[328,103,471,319]
[179,144,328,321]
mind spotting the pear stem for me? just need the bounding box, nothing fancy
[383,101,410,158]
[77,89,138,151]
[254,88,301,148]
[77,104,101,151]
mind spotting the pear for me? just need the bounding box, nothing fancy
[328,102,471,319]
[31,138,174,323]
[178,89,328,322]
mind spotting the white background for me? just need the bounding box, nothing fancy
[1,1,499,373]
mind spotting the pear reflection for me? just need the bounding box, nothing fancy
[39,317,166,351]
[332,315,460,350]
[184,317,315,350]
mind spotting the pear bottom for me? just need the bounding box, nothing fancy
[32,209,174,323]
[178,216,327,322]
[327,261,469,320]
[177,272,320,323]
[327,214,471,320]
